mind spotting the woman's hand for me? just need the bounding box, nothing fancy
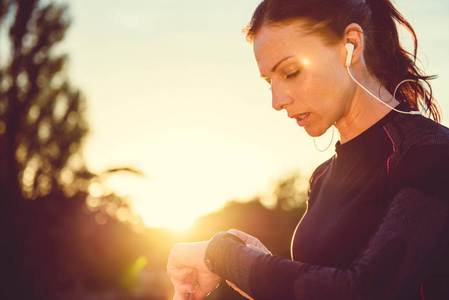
[225,229,272,300]
[167,241,221,300]
[227,229,271,254]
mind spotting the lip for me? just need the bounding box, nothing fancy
[289,113,310,127]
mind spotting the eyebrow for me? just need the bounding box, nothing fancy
[271,55,294,73]
[260,55,295,79]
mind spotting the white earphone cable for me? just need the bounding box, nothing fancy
[346,66,422,115]
[313,125,335,152]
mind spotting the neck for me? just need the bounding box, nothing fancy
[335,72,399,144]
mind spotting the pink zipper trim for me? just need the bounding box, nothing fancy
[313,161,332,185]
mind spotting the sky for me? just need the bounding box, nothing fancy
[59,0,449,229]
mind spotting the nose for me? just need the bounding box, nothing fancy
[271,81,294,111]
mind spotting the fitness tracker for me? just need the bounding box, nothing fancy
[204,231,245,272]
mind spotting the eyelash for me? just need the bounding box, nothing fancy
[286,70,300,79]
[264,69,300,90]
[263,78,272,90]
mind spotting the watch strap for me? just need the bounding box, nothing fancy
[204,231,245,272]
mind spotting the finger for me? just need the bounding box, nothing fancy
[174,282,196,294]
[173,290,190,300]
[170,276,196,296]
[227,229,270,253]
[227,229,251,242]
[167,267,195,280]
[171,279,196,300]
[245,236,268,252]
[227,229,261,246]
[170,275,197,290]
[190,285,211,300]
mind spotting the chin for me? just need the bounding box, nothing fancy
[304,126,328,138]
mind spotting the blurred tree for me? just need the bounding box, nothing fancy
[0,0,87,298]
[0,0,89,202]
[271,171,308,211]
[0,1,145,299]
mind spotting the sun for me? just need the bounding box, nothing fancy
[128,175,226,231]
[101,171,225,231]
[134,202,197,231]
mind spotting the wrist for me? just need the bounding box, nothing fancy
[204,231,245,272]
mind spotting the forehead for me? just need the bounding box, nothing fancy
[253,21,328,73]
[253,21,305,56]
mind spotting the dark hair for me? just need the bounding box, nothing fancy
[245,0,441,122]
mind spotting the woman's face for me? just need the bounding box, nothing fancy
[253,20,355,137]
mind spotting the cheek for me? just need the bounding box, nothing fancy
[294,71,334,108]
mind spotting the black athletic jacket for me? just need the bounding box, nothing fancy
[211,104,449,300]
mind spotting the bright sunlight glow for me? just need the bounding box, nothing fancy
[99,132,294,231]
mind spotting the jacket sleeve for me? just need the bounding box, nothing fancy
[211,145,449,300]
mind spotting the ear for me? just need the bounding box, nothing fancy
[342,23,364,67]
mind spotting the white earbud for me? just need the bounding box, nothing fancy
[345,43,354,67]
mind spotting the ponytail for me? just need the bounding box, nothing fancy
[364,0,440,122]
[245,0,441,122]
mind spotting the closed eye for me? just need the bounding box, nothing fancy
[260,75,271,85]
[286,70,300,79]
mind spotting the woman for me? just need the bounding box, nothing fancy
[167,0,449,299]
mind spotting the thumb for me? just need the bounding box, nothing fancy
[173,290,190,300]
[190,285,211,300]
